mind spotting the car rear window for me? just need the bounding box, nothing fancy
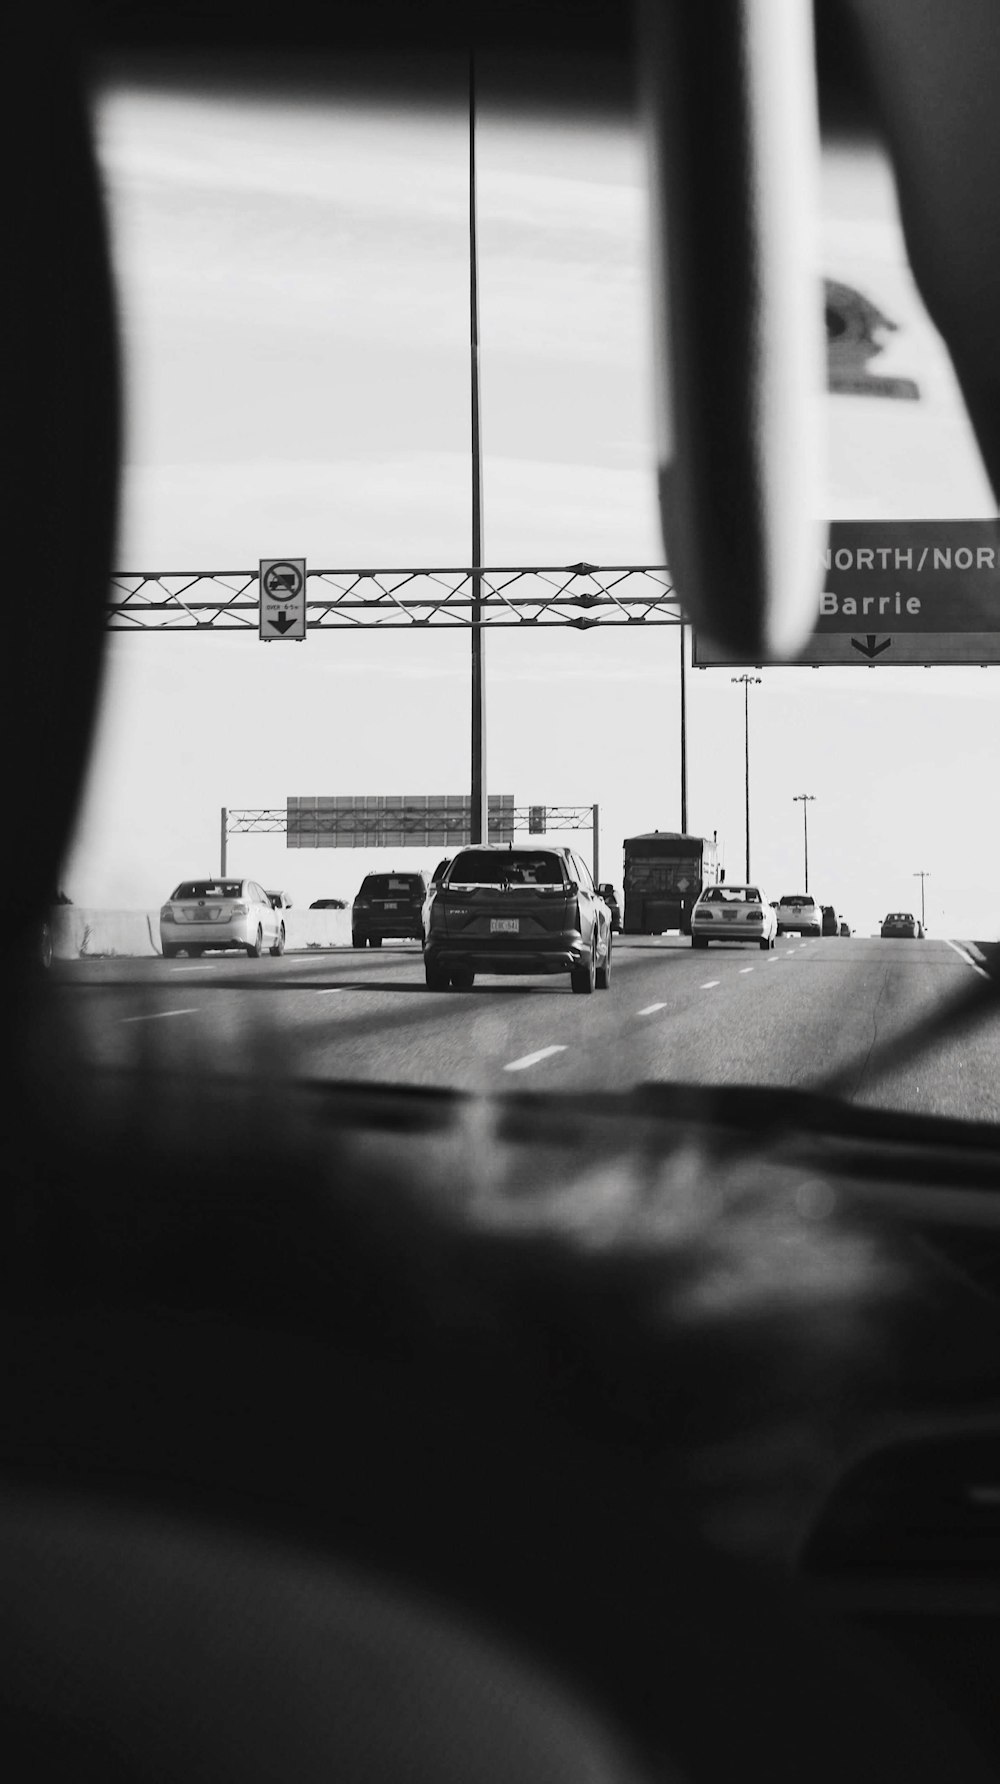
[779,894,812,905]
[171,880,244,900]
[701,886,761,904]
[360,875,423,897]
[448,851,565,886]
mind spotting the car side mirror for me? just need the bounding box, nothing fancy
[598,883,614,899]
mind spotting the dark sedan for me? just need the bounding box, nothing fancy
[881,911,922,939]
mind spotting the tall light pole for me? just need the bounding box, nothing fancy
[469,50,487,845]
[732,674,761,880]
[913,870,930,928]
[792,794,816,892]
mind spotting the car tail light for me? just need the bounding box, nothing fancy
[229,903,248,916]
[746,909,762,921]
[160,907,175,922]
[354,899,371,909]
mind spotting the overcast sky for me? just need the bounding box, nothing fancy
[65,74,999,938]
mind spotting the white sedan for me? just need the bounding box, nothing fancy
[690,884,778,950]
[160,877,285,958]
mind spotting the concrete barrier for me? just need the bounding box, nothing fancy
[50,908,354,958]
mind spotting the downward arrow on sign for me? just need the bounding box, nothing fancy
[851,634,892,660]
[270,611,296,634]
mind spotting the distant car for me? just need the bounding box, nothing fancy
[160,877,285,957]
[821,904,838,936]
[309,898,348,910]
[352,871,429,947]
[691,883,777,950]
[599,884,622,933]
[265,890,293,910]
[775,893,822,937]
[423,844,612,992]
[839,917,852,937]
[881,911,921,939]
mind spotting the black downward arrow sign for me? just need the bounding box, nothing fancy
[851,633,892,660]
[270,611,296,634]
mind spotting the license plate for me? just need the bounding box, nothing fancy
[383,902,398,910]
[723,909,736,921]
[490,918,519,934]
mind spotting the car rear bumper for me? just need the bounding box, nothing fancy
[160,919,254,949]
[425,932,587,974]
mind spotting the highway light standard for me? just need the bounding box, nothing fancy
[913,869,930,928]
[732,674,761,880]
[792,794,816,893]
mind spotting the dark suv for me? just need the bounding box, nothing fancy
[423,844,613,993]
[351,872,428,947]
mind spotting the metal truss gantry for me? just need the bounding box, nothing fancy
[106,564,683,631]
[226,805,597,837]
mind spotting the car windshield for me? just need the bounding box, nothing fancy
[21,17,1000,1779]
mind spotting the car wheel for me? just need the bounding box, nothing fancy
[596,932,612,989]
[39,923,54,969]
[352,930,365,948]
[246,926,263,959]
[369,936,383,949]
[759,938,770,951]
[571,937,597,995]
[269,924,285,957]
[424,961,450,990]
[450,967,475,991]
[162,944,178,959]
[692,936,708,949]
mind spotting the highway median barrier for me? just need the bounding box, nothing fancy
[49,907,354,958]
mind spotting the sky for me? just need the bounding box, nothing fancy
[64,71,1000,939]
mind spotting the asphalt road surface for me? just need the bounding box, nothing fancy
[32,935,1000,1124]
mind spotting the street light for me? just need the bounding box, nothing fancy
[731,674,761,880]
[913,870,930,928]
[792,794,816,892]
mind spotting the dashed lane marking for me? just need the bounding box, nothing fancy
[700,981,720,990]
[119,1008,200,1023]
[637,1002,668,1015]
[504,1045,568,1073]
[739,967,754,974]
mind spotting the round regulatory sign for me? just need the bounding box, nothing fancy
[263,561,303,598]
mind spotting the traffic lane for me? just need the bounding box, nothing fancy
[848,939,1000,1122]
[31,938,764,1092]
[623,937,1000,1121]
[30,938,999,1121]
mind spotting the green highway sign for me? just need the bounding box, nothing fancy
[693,520,1000,666]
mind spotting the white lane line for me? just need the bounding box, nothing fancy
[637,1002,668,1015]
[700,980,720,990]
[946,939,991,981]
[739,967,754,974]
[503,1045,568,1073]
[314,987,349,995]
[169,965,217,972]
[119,1008,200,1024]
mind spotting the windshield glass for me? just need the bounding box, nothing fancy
[53,48,999,1130]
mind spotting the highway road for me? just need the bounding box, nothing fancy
[33,935,1000,1124]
